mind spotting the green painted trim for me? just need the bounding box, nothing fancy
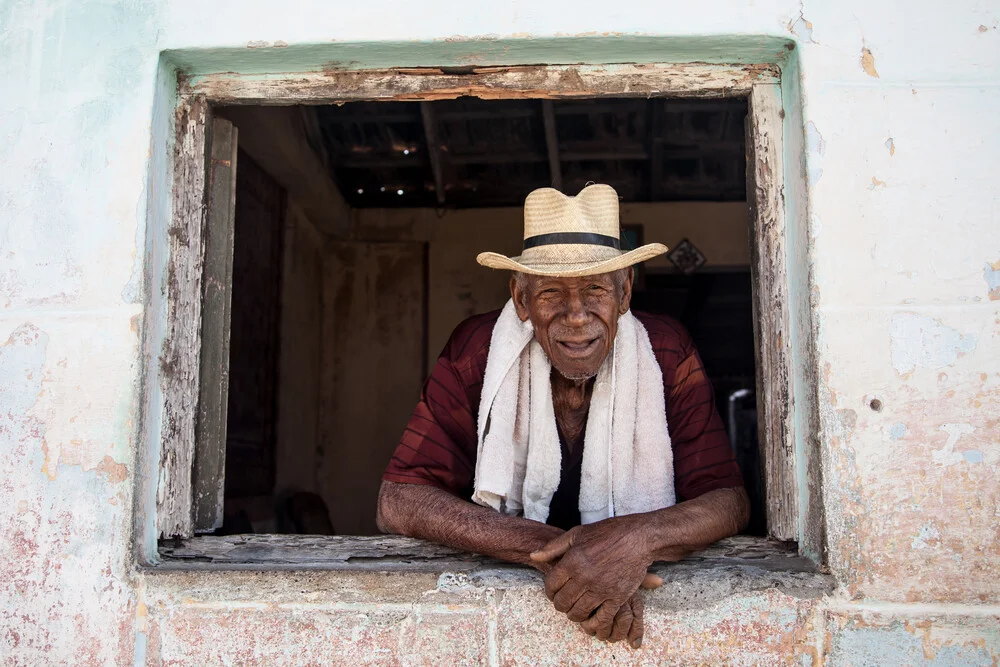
[777,49,825,564]
[164,34,794,78]
[137,53,182,566]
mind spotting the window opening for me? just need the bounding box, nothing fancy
[202,96,760,538]
[150,64,803,567]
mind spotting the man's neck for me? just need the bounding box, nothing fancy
[550,370,594,409]
[550,370,595,450]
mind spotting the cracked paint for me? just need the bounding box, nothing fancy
[962,449,983,464]
[889,313,977,376]
[911,523,942,550]
[932,423,975,466]
[861,47,880,77]
[0,321,136,664]
[788,14,816,43]
[825,613,999,666]
[805,121,825,184]
[822,375,1000,601]
[984,261,1000,300]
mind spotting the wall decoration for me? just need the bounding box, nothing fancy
[667,237,707,275]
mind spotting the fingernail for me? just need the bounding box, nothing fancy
[632,639,642,649]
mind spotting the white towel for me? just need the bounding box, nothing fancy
[473,300,675,524]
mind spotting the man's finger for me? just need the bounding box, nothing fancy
[552,581,585,614]
[566,592,605,623]
[543,566,573,601]
[640,573,663,590]
[609,602,633,643]
[530,531,574,563]
[580,601,619,641]
[628,595,645,649]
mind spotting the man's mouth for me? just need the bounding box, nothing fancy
[556,337,600,358]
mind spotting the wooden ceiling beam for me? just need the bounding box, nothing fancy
[450,150,653,165]
[332,147,739,169]
[655,99,748,113]
[542,100,563,190]
[335,156,423,169]
[662,145,745,159]
[650,99,664,201]
[561,150,649,161]
[318,112,422,124]
[449,152,546,165]
[436,108,537,120]
[420,102,446,205]
[553,101,649,115]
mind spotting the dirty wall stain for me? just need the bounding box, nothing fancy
[822,378,1000,602]
[0,323,136,664]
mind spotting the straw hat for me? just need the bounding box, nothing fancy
[476,184,668,277]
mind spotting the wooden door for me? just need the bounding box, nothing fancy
[223,149,286,501]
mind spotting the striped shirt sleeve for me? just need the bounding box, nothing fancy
[641,313,744,501]
[381,312,495,496]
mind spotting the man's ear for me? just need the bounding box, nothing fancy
[619,268,635,315]
[510,274,532,322]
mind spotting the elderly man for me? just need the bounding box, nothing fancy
[377,184,749,648]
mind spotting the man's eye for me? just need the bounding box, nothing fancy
[588,285,605,292]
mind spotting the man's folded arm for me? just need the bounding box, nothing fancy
[633,485,751,562]
[376,314,570,567]
[377,480,563,568]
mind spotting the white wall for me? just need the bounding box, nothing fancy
[1,0,998,663]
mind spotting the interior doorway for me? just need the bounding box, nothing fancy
[212,96,761,536]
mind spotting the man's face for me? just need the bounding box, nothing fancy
[511,270,633,381]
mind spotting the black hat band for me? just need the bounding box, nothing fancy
[522,232,621,251]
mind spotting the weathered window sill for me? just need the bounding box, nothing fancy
[155,534,832,598]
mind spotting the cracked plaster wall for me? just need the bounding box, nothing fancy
[1,0,998,664]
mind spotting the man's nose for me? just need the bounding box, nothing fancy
[563,292,589,327]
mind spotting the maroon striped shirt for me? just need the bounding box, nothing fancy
[383,310,743,522]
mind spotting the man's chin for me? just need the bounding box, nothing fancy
[552,364,600,382]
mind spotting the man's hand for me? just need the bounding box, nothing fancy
[579,592,645,648]
[528,488,750,646]
[381,482,749,649]
[530,515,661,642]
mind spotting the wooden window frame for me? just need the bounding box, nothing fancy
[147,62,802,568]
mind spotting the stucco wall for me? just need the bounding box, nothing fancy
[1,0,998,664]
